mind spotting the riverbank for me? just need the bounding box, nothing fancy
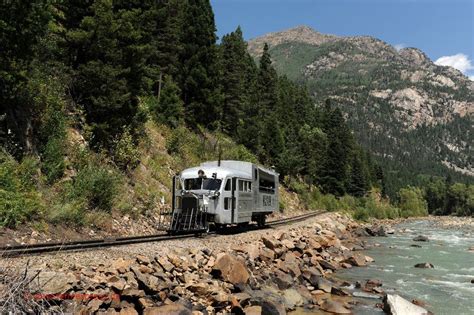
[1,212,380,314]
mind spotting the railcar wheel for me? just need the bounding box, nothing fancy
[257,215,266,228]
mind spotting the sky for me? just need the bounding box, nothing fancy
[211,0,474,79]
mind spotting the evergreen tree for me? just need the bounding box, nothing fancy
[150,75,184,128]
[179,0,222,128]
[0,0,53,154]
[220,26,253,136]
[319,107,353,196]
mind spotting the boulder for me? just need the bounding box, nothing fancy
[261,299,286,315]
[414,263,434,269]
[319,260,339,271]
[309,276,332,293]
[143,303,192,315]
[282,289,304,309]
[262,236,281,250]
[156,257,174,273]
[33,271,77,295]
[410,244,422,248]
[383,294,430,315]
[272,269,294,290]
[413,235,429,242]
[244,305,262,315]
[211,253,250,285]
[320,300,351,314]
[136,255,151,265]
[352,291,381,299]
[471,279,474,284]
[344,253,367,267]
[113,258,134,274]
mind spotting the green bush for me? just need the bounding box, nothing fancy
[42,137,65,183]
[71,165,120,212]
[0,152,43,227]
[113,127,140,170]
[0,190,43,228]
[353,207,369,221]
[398,186,428,218]
[48,201,86,225]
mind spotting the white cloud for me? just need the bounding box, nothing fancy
[394,43,406,51]
[434,53,474,73]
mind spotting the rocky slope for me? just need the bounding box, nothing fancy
[2,213,428,314]
[248,26,474,195]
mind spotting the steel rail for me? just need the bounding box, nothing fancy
[1,211,325,257]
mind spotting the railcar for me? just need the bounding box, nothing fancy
[158,160,279,233]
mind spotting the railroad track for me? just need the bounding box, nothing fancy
[0,211,325,257]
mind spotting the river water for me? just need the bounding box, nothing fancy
[336,220,474,315]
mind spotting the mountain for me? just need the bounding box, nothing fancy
[248,26,474,196]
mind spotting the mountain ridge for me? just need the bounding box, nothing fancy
[247,25,473,195]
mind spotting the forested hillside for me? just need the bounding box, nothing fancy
[0,1,471,232]
[248,26,474,199]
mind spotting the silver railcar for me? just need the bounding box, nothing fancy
[162,160,279,233]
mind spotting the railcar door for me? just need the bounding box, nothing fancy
[220,177,234,224]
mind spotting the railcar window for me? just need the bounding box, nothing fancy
[239,180,244,191]
[224,197,234,210]
[184,178,222,190]
[224,179,231,191]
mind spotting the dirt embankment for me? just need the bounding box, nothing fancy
[1,213,400,314]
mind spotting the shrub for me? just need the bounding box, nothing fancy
[71,165,120,212]
[113,127,140,170]
[0,190,43,228]
[0,152,43,227]
[48,201,86,226]
[353,207,369,221]
[42,137,65,183]
[398,186,428,218]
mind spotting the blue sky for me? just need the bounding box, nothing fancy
[211,0,474,79]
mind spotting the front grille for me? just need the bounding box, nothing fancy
[182,195,199,213]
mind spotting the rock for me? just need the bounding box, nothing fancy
[320,300,351,314]
[33,271,77,295]
[309,276,332,293]
[156,256,174,273]
[319,260,339,271]
[353,291,381,299]
[344,253,367,267]
[211,253,250,285]
[272,270,294,290]
[234,292,252,306]
[112,258,134,274]
[262,236,280,250]
[331,286,351,296]
[107,275,126,291]
[410,244,422,248]
[120,308,139,315]
[137,254,151,265]
[261,299,286,315]
[244,305,262,315]
[282,288,304,308]
[414,263,434,269]
[186,283,209,296]
[413,235,429,242]
[366,279,383,288]
[471,279,474,284]
[366,226,387,237]
[281,239,295,249]
[259,248,275,262]
[383,294,430,315]
[143,303,192,315]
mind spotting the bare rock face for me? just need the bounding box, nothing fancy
[211,253,250,285]
[399,48,430,66]
[383,294,430,315]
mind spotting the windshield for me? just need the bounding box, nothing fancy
[184,178,222,190]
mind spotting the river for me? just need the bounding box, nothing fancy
[335,219,474,314]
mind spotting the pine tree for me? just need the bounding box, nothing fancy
[0,0,53,154]
[150,75,184,128]
[179,0,222,128]
[220,26,251,136]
